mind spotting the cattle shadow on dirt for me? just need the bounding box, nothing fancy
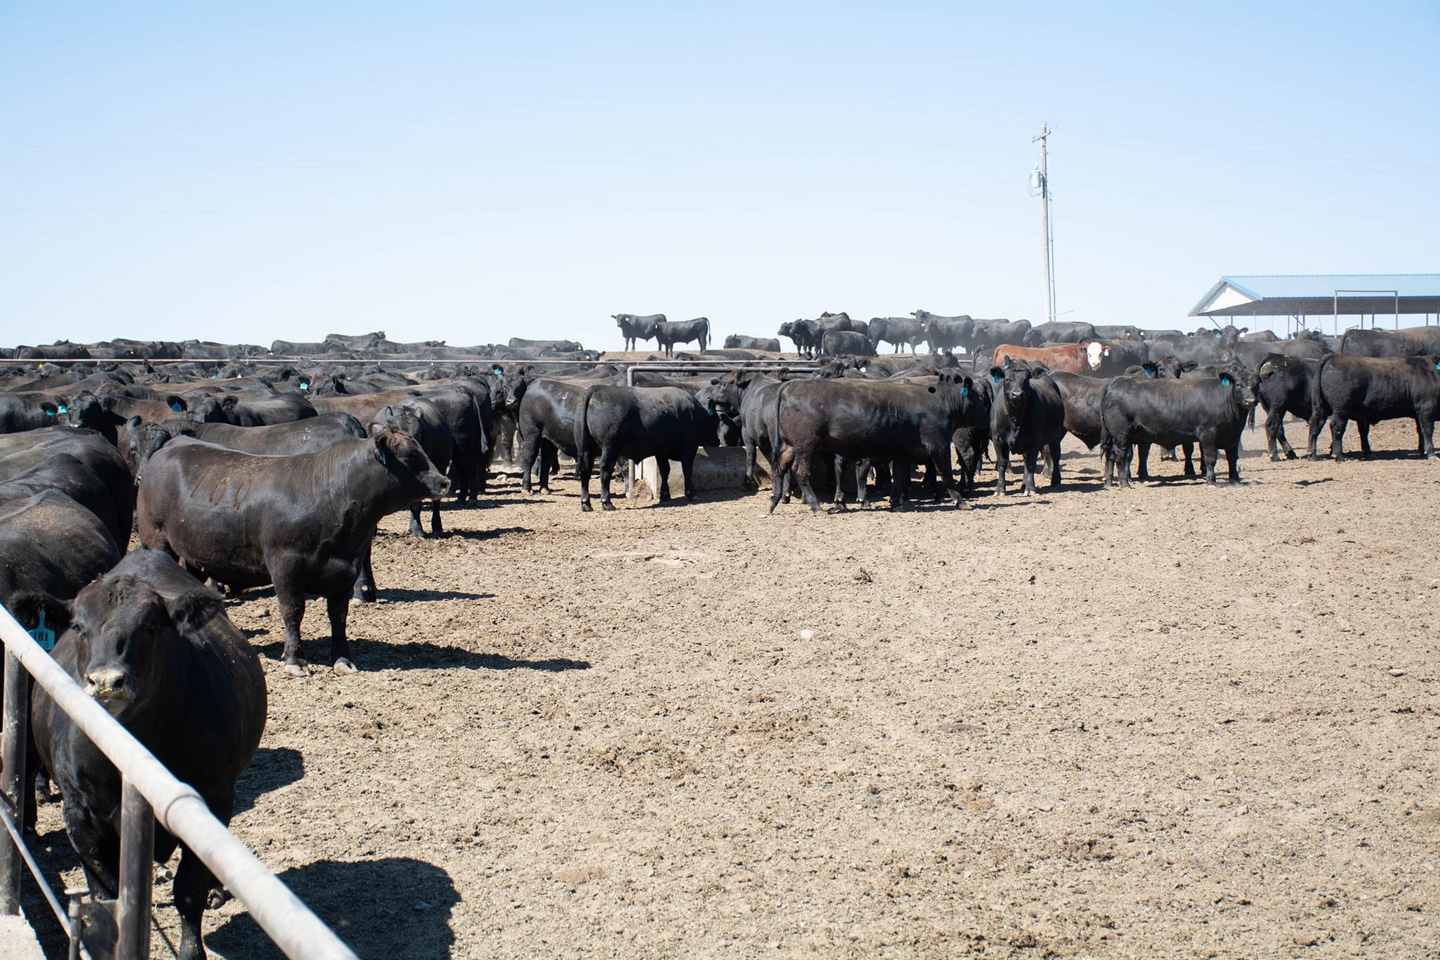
[434,526,531,542]
[250,636,589,674]
[206,857,459,959]
[375,587,495,602]
[233,746,305,816]
[1293,477,1336,487]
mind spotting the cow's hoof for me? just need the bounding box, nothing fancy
[1285,451,1298,461]
[284,662,308,678]
[207,887,231,909]
[601,501,616,511]
[332,658,358,676]
[580,502,593,513]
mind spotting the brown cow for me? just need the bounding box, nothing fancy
[992,342,1103,374]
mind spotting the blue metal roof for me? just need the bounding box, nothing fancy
[1220,274,1440,299]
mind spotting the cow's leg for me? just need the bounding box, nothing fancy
[830,455,848,511]
[1136,441,1151,481]
[792,449,822,513]
[518,429,540,494]
[1182,443,1196,477]
[1021,449,1039,495]
[327,593,355,673]
[273,573,309,676]
[1417,411,1437,458]
[173,843,218,960]
[1200,440,1219,485]
[63,806,118,901]
[887,460,905,508]
[1266,410,1284,461]
[1276,412,1297,460]
[1225,443,1242,485]
[1117,437,1134,489]
[932,449,966,508]
[407,503,425,537]
[856,460,872,508]
[1047,438,1062,489]
[993,439,1009,496]
[680,449,699,503]
[1330,415,1347,462]
[768,445,795,513]
[597,450,619,511]
[430,496,444,535]
[1357,420,1372,456]
[655,457,672,502]
[352,540,376,603]
[1307,414,1325,459]
[743,437,760,488]
[576,446,594,512]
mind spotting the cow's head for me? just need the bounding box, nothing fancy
[372,427,450,500]
[1085,341,1105,370]
[1218,367,1256,407]
[69,572,223,718]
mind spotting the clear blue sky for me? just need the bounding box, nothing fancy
[2,2,1436,350]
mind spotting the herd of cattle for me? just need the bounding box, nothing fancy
[1,314,1439,956]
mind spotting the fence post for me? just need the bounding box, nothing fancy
[0,647,27,915]
[116,779,153,959]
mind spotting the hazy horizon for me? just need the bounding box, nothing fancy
[3,2,1436,352]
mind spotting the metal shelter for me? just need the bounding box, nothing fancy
[1188,274,1440,335]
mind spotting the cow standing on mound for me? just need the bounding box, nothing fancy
[613,313,665,351]
[136,430,448,675]
[33,550,265,960]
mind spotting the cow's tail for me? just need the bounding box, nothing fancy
[575,385,597,475]
[1097,377,1116,467]
[1310,353,1335,430]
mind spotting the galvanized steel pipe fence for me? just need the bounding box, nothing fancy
[0,604,358,960]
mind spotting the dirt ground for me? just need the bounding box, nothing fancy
[25,417,1440,958]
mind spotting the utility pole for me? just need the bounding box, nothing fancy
[1032,124,1055,325]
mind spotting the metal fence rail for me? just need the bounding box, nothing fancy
[0,605,358,960]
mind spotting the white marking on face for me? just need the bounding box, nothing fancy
[1086,341,1103,369]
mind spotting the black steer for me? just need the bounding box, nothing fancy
[573,385,709,511]
[32,550,265,960]
[655,318,710,357]
[988,364,1066,496]
[613,314,665,351]
[1251,354,1321,460]
[1309,354,1440,461]
[136,430,448,675]
[1101,370,1255,487]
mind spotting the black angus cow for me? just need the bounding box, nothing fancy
[217,392,318,426]
[0,490,121,640]
[270,339,343,356]
[768,374,978,512]
[1100,369,1255,487]
[655,318,710,356]
[1146,328,1240,366]
[1093,325,1142,340]
[33,550,264,960]
[137,430,448,675]
[1047,370,1111,450]
[613,313,665,351]
[1240,330,1279,342]
[515,378,589,493]
[1225,336,1329,370]
[987,364,1066,496]
[573,385,710,511]
[119,412,367,476]
[325,331,387,351]
[371,400,455,536]
[1340,326,1440,358]
[820,329,875,357]
[778,321,817,358]
[969,319,1033,359]
[413,380,491,501]
[509,337,584,353]
[0,429,135,545]
[912,311,972,355]
[1309,354,1440,461]
[1024,321,1098,346]
[867,317,927,354]
[0,453,125,548]
[0,392,72,434]
[723,335,782,352]
[1251,354,1322,460]
[1090,338,1150,376]
[696,370,789,493]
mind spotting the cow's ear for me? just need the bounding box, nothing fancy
[166,394,187,413]
[102,396,119,412]
[221,395,239,410]
[41,401,58,417]
[372,432,391,466]
[1220,373,1234,386]
[126,415,142,429]
[166,590,224,634]
[988,366,1004,383]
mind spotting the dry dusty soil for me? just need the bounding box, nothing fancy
[25,418,1440,959]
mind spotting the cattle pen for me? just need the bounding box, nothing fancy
[0,605,357,960]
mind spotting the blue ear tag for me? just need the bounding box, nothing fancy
[1435,360,1439,371]
[380,451,388,466]
[29,611,55,652]
[170,402,183,412]
[961,385,969,396]
[57,404,68,414]
[300,381,309,391]
[991,374,1002,383]
[44,408,55,416]
[1221,375,1232,386]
